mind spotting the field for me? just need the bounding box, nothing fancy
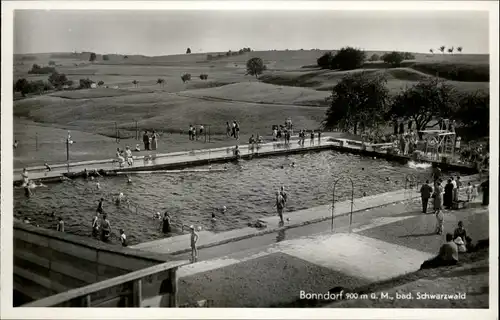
[13,49,489,167]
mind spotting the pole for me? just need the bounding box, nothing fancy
[35,132,38,151]
[66,138,70,173]
[135,121,138,140]
[115,122,118,143]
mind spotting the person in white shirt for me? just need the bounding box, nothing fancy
[451,177,458,202]
[125,146,133,166]
[119,229,128,247]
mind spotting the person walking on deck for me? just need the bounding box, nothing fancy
[317,131,322,144]
[275,191,285,225]
[420,180,433,214]
[190,225,199,263]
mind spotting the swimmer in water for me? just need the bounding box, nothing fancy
[221,206,227,214]
[211,212,217,222]
[96,182,101,190]
[361,168,365,171]
[44,163,52,172]
[116,192,124,205]
[127,175,132,184]
[90,176,95,181]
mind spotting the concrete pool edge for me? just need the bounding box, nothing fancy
[132,174,482,256]
[13,136,479,185]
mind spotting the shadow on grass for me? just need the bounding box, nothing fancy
[398,232,437,238]
[269,241,489,308]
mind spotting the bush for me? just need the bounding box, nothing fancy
[28,64,56,74]
[79,78,95,89]
[89,52,97,62]
[330,47,366,71]
[181,73,191,83]
[48,60,56,66]
[102,55,109,61]
[382,51,405,67]
[411,63,489,82]
[48,72,71,89]
[97,80,104,86]
[369,54,380,62]
[199,74,208,80]
[403,52,416,60]
[14,78,53,96]
[206,54,213,60]
[317,52,333,69]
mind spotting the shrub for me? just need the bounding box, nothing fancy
[403,52,416,60]
[207,54,213,60]
[226,50,232,57]
[124,55,129,59]
[89,52,97,62]
[181,73,191,83]
[48,60,56,66]
[186,48,191,54]
[411,63,489,82]
[317,52,333,69]
[382,51,405,67]
[97,80,104,86]
[369,54,380,62]
[48,72,71,89]
[330,47,366,71]
[14,78,53,96]
[79,78,95,89]
[103,55,109,61]
[199,74,208,80]
[28,64,56,74]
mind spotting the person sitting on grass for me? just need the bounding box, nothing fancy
[453,221,467,244]
[420,233,458,270]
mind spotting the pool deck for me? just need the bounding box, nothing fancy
[131,174,480,256]
[13,136,336,183]
[13,134,476,185]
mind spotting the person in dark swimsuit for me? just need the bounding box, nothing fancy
[162,212,171,233]
[97,198,104,214]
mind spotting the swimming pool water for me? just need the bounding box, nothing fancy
[14,150,451,245]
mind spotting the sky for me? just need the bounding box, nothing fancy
[14,10,490,56]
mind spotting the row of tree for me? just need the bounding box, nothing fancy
[206,47,252,61]
[323,72,489,138]
[430,46,463,54]
[317,48,419,70]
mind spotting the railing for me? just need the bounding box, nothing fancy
[22,259,189,307]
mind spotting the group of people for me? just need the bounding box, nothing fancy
[92,197,128,246]
[116,146,134,167]
[142,130,159,151]
[189,124,205,141]
[226,121,240,139]
[420,221,473,270]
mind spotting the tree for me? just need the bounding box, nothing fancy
[453,90,489,138]
[317,52,333,69]
[102,55,109,61]
[369,53,380,62]
[97,80,104,87]
[439,46,446,54]
[48,72,70,89]
[199,74,208,80]
[246,57,266,79]
[382,51,405,67]
[14,78,30,96]
[330,47,366,71]
[181,74,191,83]
[186,48,191,54]
[457,46,463,53]
[448,47,454,54]
[387,78,458,138]
[48,60,56,66]
[403,52,415,60]
[206,54,213,60]
[226,50,232,57]
[429,49,434,54]
[124,55,129,59]
[79,78,94,89]
[132,80,139,87]
[89,52,97,62]
[156,78,165,87]
[323,72,391,135]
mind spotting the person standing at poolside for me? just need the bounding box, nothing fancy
[433,180,444,235]
[226,121,231,137]
[235,121,240,139]
[275,191,285,225]
[420,180,433,214]
[317,130,322,144]
[125,146,133,166]
[162,211,172,234]
[480,179,489,206]
[310,130,315,146]
[151,130,158,150]
[143,131,150,151]
[189,225,199,263]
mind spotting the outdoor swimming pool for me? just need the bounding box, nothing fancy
[14,150,455,245]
